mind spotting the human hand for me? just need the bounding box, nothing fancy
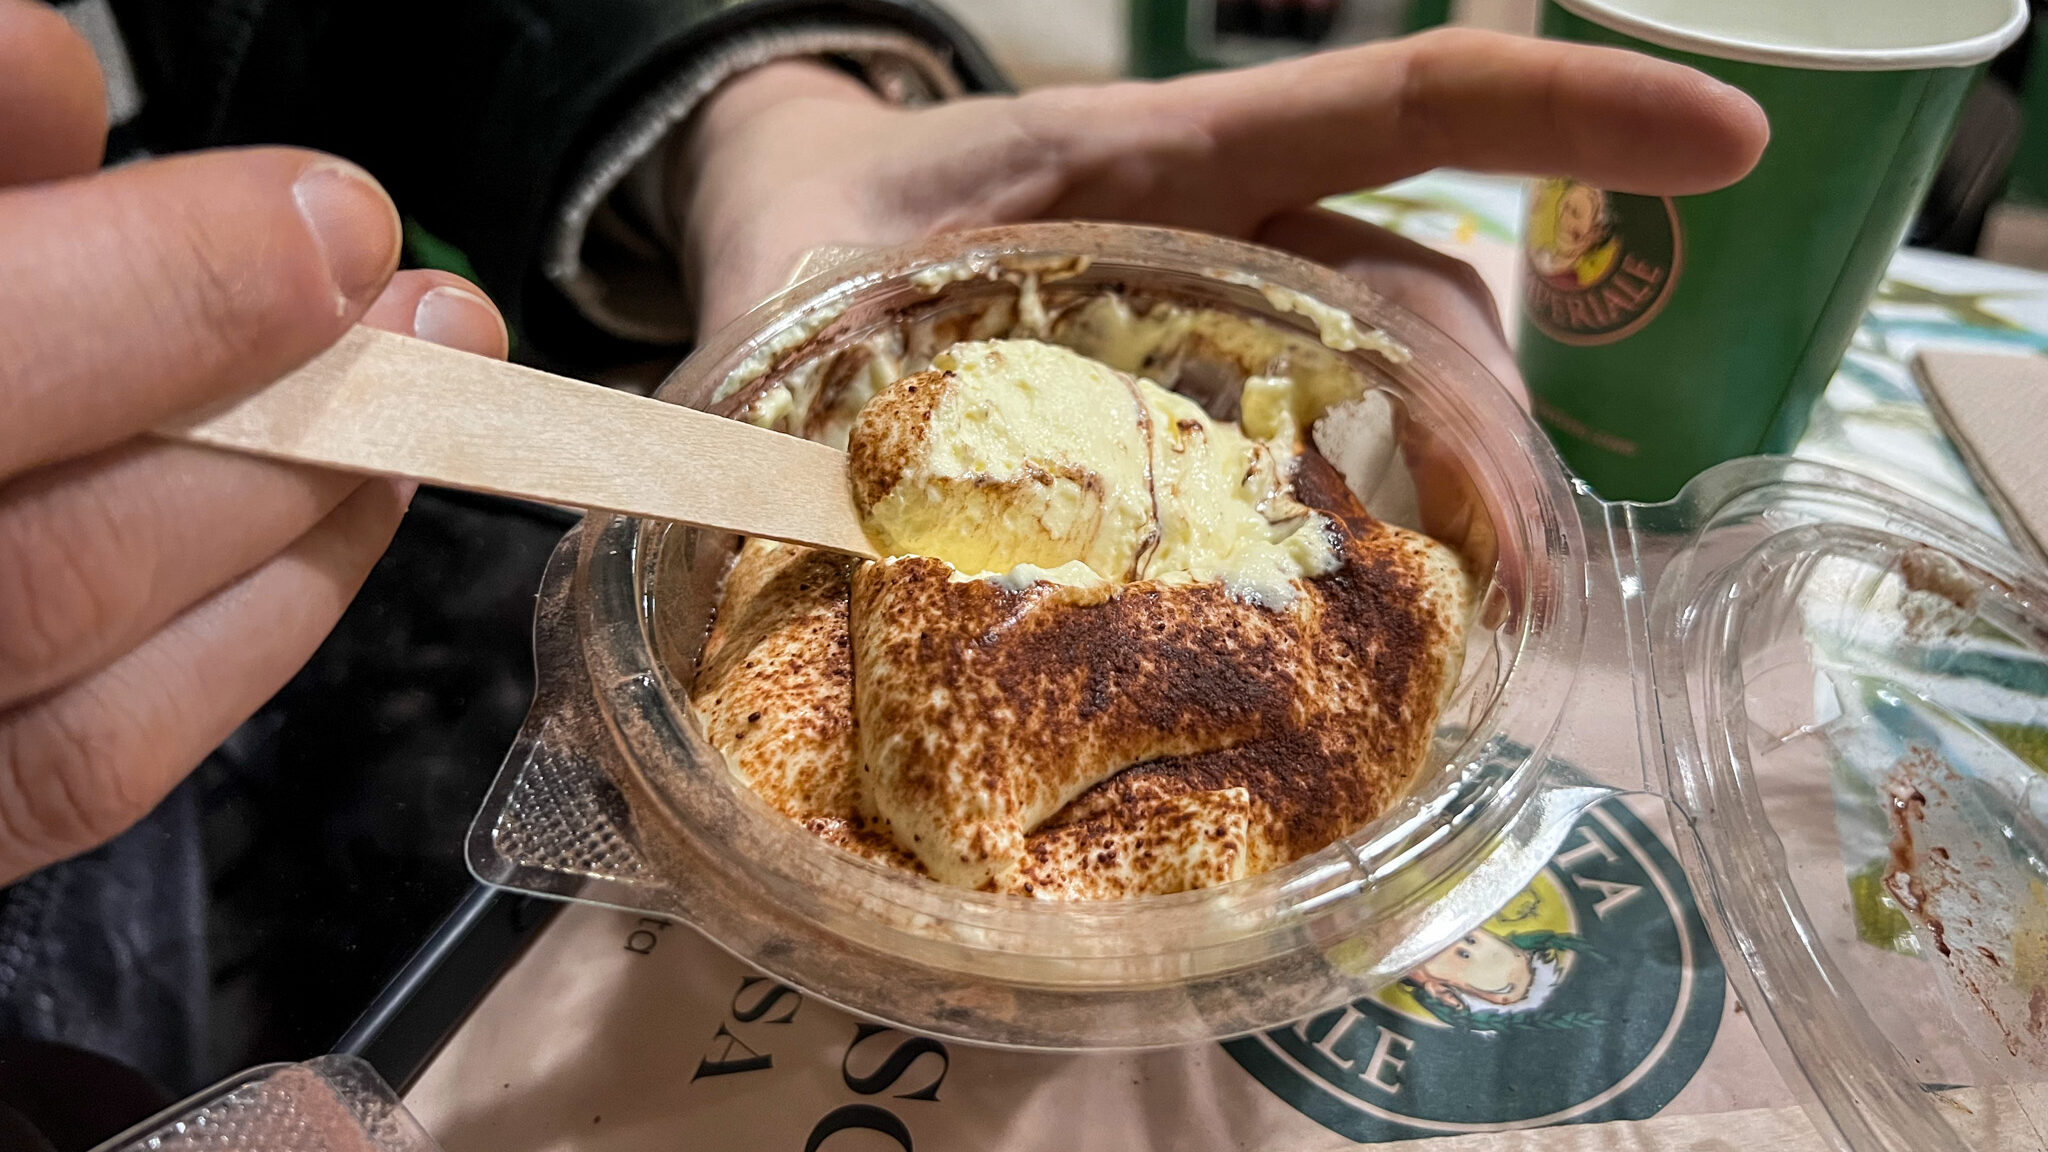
[676,28,1768,393]
[0,0,510,884]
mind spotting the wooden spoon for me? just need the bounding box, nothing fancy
[156,326,878,558]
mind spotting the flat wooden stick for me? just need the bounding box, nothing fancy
[157,326,878,558]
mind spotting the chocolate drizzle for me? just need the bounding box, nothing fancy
[1119,368,1163,580]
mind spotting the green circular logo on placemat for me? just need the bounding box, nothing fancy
[1223,800,1723,1142]
[1521,180,1683,345]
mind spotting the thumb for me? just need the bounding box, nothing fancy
[0,147,401,480]
[0,0,107,185]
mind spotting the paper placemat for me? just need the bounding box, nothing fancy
[408,788,1804,1151]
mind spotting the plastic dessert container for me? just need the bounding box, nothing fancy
[471,223,2048,1150]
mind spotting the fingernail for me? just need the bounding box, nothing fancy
[293,159,400,311]
[413,286,508,356]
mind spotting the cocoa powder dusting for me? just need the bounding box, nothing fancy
[697,408,1466,896]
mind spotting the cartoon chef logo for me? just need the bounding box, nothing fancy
[1527,180,1620,290]
[1400,926,1598,1032]
[1521,178,1682,345]
[1225,800,1724,1142]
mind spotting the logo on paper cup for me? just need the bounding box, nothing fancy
[1223,800,1724,1141]
[1521,180,1682,345]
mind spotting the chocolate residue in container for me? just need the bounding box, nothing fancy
[1884,777,1946,956]
[1900,547,1978,609]
[1881,746,2048,1062]
[1898,547,1981,641]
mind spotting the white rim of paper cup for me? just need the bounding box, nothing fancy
[1552,0,2029,71]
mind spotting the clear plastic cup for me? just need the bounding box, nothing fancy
[475,222,1588,1047]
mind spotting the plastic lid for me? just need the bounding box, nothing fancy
[92,1056,439,1152]
[1631,458,2048,1151]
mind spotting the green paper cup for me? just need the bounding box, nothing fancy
[1519,0,2028,501]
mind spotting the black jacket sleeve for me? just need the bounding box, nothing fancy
[105,0,1006,367]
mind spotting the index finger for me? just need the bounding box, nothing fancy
[1034,27,1769,236]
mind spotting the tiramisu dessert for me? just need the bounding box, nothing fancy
[689,283,1471,899]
